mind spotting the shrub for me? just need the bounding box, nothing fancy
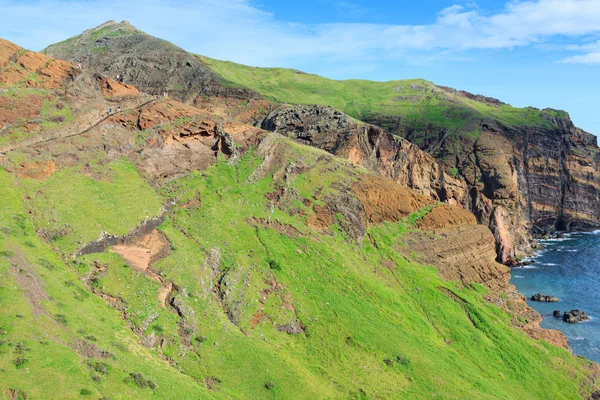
[194,335,208,344]
[125,372,157,390]
[265,381,276,390]
[55,314,68,324]
[13,357,29,369]
[93,361,110,375]
[268,260,282,271]
[80,388,92,396]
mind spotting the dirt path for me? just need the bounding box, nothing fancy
[0,97,159,154]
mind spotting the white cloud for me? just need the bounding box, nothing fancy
[0,0,600,66]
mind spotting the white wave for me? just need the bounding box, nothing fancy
[539,263,558,266]
[570,336,586,341]
[513,275,525,279]
[514,265,539,270]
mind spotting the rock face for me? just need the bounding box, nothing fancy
[44,21,259,103]
[374,109,600,262]
[261,105,467,204]
[530,293,560,302]
[261,104,600,264]
[563,310,590,323]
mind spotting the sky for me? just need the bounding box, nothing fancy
[1,0,599,134]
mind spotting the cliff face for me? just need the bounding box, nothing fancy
[398,110,600,261]
[261,105,467,204]
[263,104,600,264]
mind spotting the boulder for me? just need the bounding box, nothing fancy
[553,310,562,317]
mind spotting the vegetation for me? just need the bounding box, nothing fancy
[200,56,562,136]
[1,132,597,398]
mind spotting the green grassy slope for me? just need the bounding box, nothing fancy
[1,134,597,399]
[200,56,561,138]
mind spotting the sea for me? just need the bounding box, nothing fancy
[510,231,600,363]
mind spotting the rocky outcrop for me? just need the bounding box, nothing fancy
[530,293,560,302]
[261,104,467,203]
[44,21,259,103]
[563,310,590,323]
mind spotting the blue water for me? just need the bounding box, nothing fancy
[510,232,600,362]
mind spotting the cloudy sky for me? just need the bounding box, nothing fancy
[1,0,599,134]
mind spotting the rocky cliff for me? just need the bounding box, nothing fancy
[261,104,467,203]
[260,102,600,264]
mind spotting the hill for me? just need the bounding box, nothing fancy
[44,21,600,267]
[2,38,600,398]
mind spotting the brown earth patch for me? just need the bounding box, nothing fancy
[137,100,203,130]
[247,217,303,237]
[353,176,433,223]
[0,94,45,126]
[249,310,265,328]
[307,205,334,232]
[407,224,509,288]
[16,51,47,71]
[109,229,173,307]
[160,119,216,144]
[524,319,569,349]
[0,38,21,67]
[0,66,28,86]
[109,229,169,275]
[17,160,57,179]
[98,76,139,97]
[414,205,476,230]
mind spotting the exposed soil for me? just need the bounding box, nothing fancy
[307,205,334,232]
[353,176,433,223]
[109,229,173,307]
[17,160,57,179]
[98,76,139,97]
[0,40,72,89]
[247,217,303,238]
[0,94,45,126]
[415,205,476,230]
[110,229,169,274]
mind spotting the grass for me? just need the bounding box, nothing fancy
[23,158,163,255]
[200,56,563,144]
[0,127,597,398]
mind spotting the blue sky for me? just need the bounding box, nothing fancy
[1,0,599,134]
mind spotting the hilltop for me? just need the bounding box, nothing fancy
[2,37,600,399]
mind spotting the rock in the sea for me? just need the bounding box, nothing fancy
[530,293,560,302]
[553,310,562,317]
[563,310,590,323]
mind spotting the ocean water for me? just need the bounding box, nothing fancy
[510,232,600,362]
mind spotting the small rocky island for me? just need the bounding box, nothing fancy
[563,310,590,323]
[530,293,560,302]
